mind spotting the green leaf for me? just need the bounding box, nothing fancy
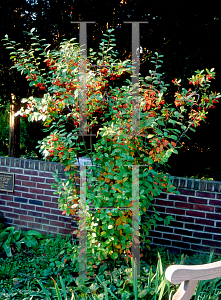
[25,230,44,238]
[3,242,12,257]
[36,279,52,300]
[0,231,9,244]
[138,289,148,298]
[29,81,36,87]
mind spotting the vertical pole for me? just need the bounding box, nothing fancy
[132,165,140,277]
[71,21,96,137]
[123,21,148,280]
[79,165,87,280]
[70,21,96,280]
[8,93,20,158]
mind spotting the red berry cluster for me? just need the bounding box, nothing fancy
[36,83,46,90]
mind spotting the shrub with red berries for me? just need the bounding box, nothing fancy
[3,28,221,272]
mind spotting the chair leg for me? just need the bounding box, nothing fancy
[172,280,198,300]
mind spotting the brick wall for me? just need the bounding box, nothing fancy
[147,176,221,255]
[1,156,221,255]
[0,156,77,237]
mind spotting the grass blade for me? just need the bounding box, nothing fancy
[51,277,62,300]
[59,276,68,299]
[36,279,52,300]
[96,275,119,299]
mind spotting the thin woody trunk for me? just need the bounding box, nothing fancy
[8,93,20,157]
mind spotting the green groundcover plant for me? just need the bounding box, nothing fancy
[1,231,221,299]
[2,27,221,276]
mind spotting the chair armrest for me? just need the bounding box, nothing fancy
[165,260,221,284]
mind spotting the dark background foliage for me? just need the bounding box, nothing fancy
[0,0,221,179]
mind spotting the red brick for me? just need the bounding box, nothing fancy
[185,223,204,231]
[194,204,214,212]
[216,194,221,200]
[196,191,215,199]
[22,193,36,199]
[14,208,28,215]
[0,206,13,212]
[45,190,56,196]
[58,228,71,235]
[168,194,188,202]
[43,213,58,220]
[213,234,221,241]
[0,200,5,205]
[152,205,166,213]
[16,186,29,192]
[9,168,23,174]
[52,197,59,203]
[158,192,167,199]
[168,220,184,228]
[65,223,72,229]
[14,180,21,186]
[0,166,8,172]
[193,232,212,239]
[171,241,191,249]
[166,208,186,215]
[24,170,38,176]
[175,202,194,209]
[50,220,64,227]
[215,207,221,213]
[37,183,51,189]
[152,238,171,246]
[21,204,36,210]
[176,215,195,223]
[42,225,58,232]
[37,207,50,213]
[20,215,34,222]
[59,216,71,222]
[174,228,193,237]
[195,218,214,226]
[50,209,62,216]
[39,172,53,178]
[191,244,211,253]
[5,212,19,219]
[182,236,201,244]
[163,233,182,240]
[1,195,13,201]
[28,211,42,217]
[205,227,221,234]
[178,189,195,196]
[206,213,221,220]
[188,197,207,204]
[13,220,27,226]
[210,200,221,206]
[16,175,30,181]
[30,176,45,183]
[215,222,221,228]
[155,225,173,233]
[29,188,44,194]
[13,191,22,197]
[203,240,221,248]
[44,202,58,208]
[7,201,20,208]
[155,199,174,206]
[28,223,43,229]
[35,217,49,224]
[46,178,57,184]
[36,195,51,201]
[22,181,36,187]
[186,211,205,218]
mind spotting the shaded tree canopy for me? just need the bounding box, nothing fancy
[0,0,221,178]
